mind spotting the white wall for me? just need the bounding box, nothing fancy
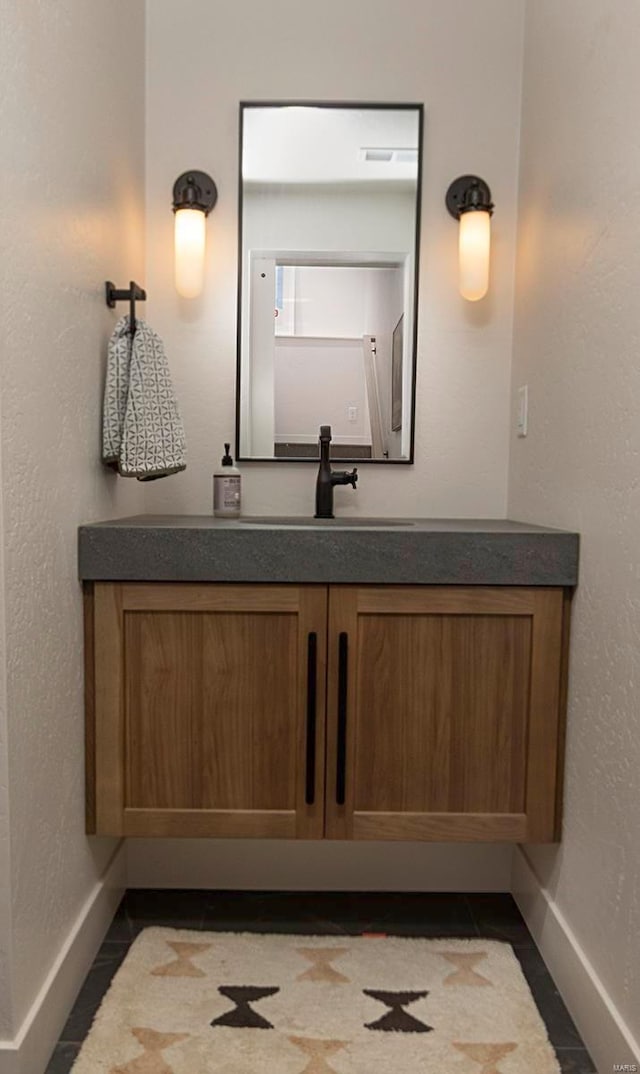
[287,265,398,340]
[275,340,369,445]
[509,1,640,1067]
[0,439,11,1040]
[133,0,525,889]
[0,0,145,1053]
[243,185,416,259]
[143,0,524,519]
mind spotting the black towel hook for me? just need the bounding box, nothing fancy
[105,280,147,335]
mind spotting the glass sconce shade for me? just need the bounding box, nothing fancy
[174,208,206,298]
[458,209,491,301]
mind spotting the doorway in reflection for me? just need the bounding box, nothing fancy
[253,262,406,460]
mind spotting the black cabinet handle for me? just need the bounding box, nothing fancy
[336,631,348,805]
[305,632,318,806]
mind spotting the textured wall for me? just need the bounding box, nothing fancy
[510,0,640,1053]
[143,0,524,520]
[0,429,11,1037]
[0,0,145,1035]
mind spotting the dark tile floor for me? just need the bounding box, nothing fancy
[45,891,596,1073]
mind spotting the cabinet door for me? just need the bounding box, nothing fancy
[325,586,564,843]
[93,583,327,838]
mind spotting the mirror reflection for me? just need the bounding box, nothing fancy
[236,103,423,462]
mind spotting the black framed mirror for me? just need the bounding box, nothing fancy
[236,101,423,463]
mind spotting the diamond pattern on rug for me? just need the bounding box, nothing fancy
[151,941,212,978]
[296,947,350,983]
[210,985,279,1029]
[111,1028,189,1074]
[453,1041,518,1072]
[289,1036,350,1073]
[440,951,493,987]
[363,989,432,1033]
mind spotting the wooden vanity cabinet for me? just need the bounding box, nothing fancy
[85,582,569,843]
[87,584,327,839]
[325,586,565,844]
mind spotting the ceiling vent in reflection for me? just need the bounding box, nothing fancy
[360,147,418,164]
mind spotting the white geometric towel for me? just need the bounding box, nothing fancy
[102,315,186,480]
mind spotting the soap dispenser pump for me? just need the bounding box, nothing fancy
[213,443,241,518]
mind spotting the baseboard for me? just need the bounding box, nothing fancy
[512,847,640,1074]
[126,839,513,891]
[0,844,126,1074]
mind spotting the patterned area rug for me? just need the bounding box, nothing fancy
[71,929,561,1072]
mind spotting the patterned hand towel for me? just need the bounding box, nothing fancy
[102,316,186,480]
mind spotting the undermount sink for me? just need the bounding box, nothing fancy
[239,517,416,527]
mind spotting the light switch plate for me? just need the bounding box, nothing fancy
[517,385,528,437]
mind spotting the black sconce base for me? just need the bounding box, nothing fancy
[172,171,218,215]
[446,175,493,218]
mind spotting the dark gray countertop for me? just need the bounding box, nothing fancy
[78,515,579,586]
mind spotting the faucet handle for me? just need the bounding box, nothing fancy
[347,467,358,489]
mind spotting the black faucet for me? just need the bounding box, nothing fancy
[315,425,358,518]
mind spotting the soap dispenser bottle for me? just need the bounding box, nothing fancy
[213,443,242,518]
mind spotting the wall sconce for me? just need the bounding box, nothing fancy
[446,175,494,301]
[172,170,218,298]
